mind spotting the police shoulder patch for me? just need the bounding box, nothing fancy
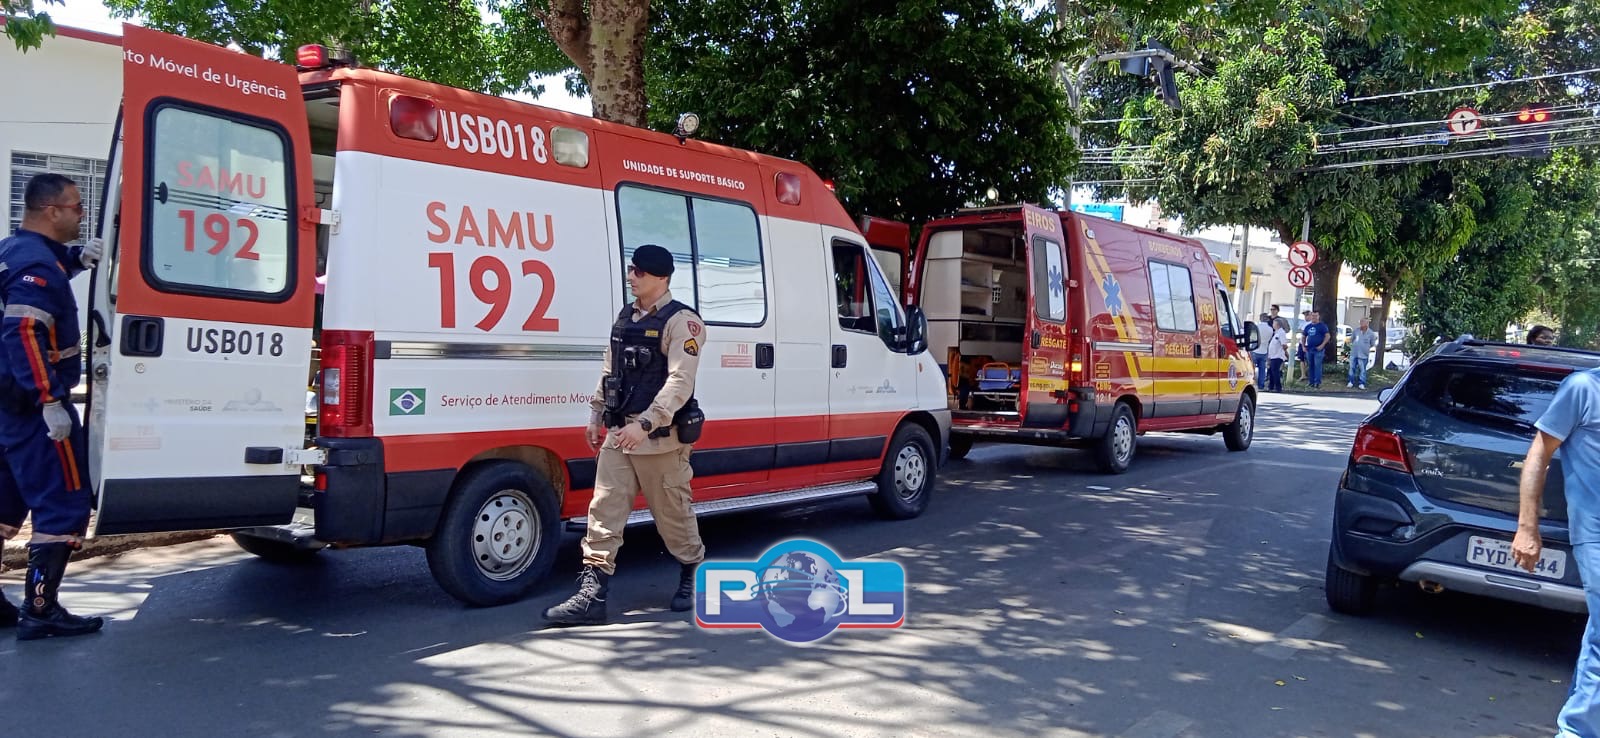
[683,338,699,356]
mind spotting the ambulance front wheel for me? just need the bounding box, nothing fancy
[1224,393,1255,452]
[426,460,562,607]
[1095,403,1137,474]
[869,424,936,520]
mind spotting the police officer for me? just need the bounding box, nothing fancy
[544,244,706,626]
[0,173,104,641]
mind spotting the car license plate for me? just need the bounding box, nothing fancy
[1467,536,1566,579]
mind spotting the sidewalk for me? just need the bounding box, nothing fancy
[1,517,216,572]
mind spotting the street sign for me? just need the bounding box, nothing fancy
[1288,266,1313,289]
[1447,106,1482,136]
[1288,240,1318,268]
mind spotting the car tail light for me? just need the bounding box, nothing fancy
[775,172,803,205]
[389,94,439,142]
[1352,424,1410,473]
[319,330,374,437]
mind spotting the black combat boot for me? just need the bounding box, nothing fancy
[543,566,609,626]
[671,562,697,612]
[17,543,104,641]
[0,588,17,628]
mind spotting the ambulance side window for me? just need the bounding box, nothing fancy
[833,242,877,335]
[1215,286,1240,339]
[1150,262,1197,332]
[615,184,766,326]
[144,104,294,300]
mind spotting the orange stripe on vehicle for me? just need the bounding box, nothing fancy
[20,316,52,404]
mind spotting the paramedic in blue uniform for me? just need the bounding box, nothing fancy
[0,174,105,641]
[544,244,706,626]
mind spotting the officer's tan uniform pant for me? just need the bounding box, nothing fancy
[581,445,705,575]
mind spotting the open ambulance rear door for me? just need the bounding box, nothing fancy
[1019,205,1071,429]
[88,25,317,535]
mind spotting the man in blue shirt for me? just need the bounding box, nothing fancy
[0,174,104,641]
[1303,311,1330,388]
[1513,367,1600,737]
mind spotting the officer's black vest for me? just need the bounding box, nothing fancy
[610,300,695,417]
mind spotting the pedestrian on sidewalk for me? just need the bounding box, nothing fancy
[1304,311,1331,388]
[1512,364,1600,736]
[1252,312,1271,387]
[0,174,105,641]
[1348,318,1377,390]
[1266,318,1289,392]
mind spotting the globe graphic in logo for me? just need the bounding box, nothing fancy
[754,550,849,641]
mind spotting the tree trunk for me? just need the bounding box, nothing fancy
[539,0,594,82]
[1311,255,1342,363]
[588,0,650,126]
[1373,281,1394,369]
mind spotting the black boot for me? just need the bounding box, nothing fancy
[18,543,103,641]
[543,566,609,626]
[0,589,16,628]
[671,562,697,612]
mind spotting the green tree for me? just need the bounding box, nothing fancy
[647,0,1078,225]
[3,0,61,50]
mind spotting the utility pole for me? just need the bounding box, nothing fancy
[1234,225,1251,311]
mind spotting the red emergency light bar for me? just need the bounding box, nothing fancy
[296,44,327,69]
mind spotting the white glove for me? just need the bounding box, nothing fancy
[79,238,103,269]
[42,402,71,442]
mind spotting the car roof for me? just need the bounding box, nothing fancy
[1427,339,1600,370]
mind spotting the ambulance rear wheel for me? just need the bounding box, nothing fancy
[947,435,973,461]
[870,424,936,520]
[426,461,561,607]
[1095,403,1137,474]
[1224,394,1255,452]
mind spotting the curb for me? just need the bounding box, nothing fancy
[1,531,219,573]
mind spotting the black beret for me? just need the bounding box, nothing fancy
[632,244,675,277]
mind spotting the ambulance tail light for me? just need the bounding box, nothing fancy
[389,95,439,142]
[775,172,803,205]
[319,330,375,438]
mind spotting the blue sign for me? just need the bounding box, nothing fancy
[1070,203,1126,222]
[696,538,906,644]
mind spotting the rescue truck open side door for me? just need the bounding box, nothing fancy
[1020,205,1070,429]
[89,25,317,535]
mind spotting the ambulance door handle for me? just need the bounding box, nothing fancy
[1031,331,1041,349]
[832,345,848,369]
[1192,343,1201,358]
[120,315,165,357]
[756,343,775,369]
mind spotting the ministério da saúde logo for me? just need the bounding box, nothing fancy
[694,538,906,644]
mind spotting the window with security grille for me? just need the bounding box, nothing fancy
[8,151,109,245]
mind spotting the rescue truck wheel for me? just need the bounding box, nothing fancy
[1095,403,1137,474]
[947,435,973,461]
[426,461,561,607]
[869,424,936,520]
[1224,394,1255,452]
[230,533,322,564]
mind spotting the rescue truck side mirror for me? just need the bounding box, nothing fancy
[1241,321,1262,353]
[904,306,929,355]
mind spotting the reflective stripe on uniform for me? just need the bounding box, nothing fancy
[4,303,54,325]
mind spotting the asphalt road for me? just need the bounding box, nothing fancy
[0,393,1581,737]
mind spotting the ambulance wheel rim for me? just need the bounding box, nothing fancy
[472,491,539,582]
[1112,415,1134,464]
[1238,402,1254,442]
[894,444,927,500]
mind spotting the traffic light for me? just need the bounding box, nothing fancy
[1516,103,1551,124]
[1147,40,1181,111]
[1510,102,1554,158]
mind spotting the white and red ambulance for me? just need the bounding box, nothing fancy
[85,26,949,606]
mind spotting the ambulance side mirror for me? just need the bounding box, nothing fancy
[904,306,929,355]
[1241,321,1262,353]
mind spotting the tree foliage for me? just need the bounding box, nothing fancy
[648,0,1078,225]
[2,0,62,51]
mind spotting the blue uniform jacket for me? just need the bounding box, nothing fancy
[0,229,87,409]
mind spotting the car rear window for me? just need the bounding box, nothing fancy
[1405,364,1565,431]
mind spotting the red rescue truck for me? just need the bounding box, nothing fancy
[84,26,951,606]
[906,204,1262,472]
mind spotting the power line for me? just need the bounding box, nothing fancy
[1321,102,1598,138]
[1300,137,1600,171]
[1345,66,1600,103]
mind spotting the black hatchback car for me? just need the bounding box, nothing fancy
[1326,338,1600,615]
